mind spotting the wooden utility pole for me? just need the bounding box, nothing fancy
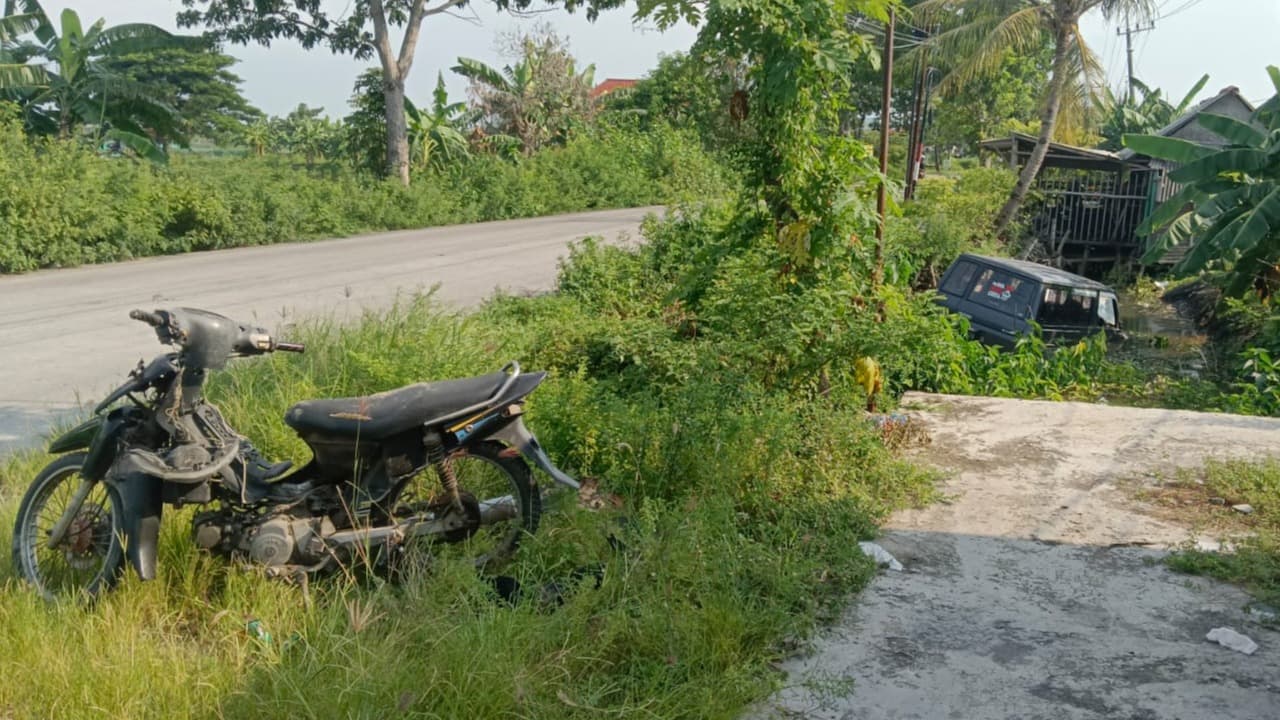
[904,37,931,200]
[872,8,895,291]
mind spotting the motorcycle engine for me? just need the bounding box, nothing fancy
[194,510,335,569]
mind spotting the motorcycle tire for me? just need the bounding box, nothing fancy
[12,452,126,600]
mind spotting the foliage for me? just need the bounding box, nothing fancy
[929,46,1052,152]
[638,0,894,286]
[1095,73,1207,151]
[1133,65,1280,299]
[887,166,1018,287]
[601,50,749,152]
[0,110,728,273]
[0,0,201,160]
[99,42,262,147]
[454,28,596,155]
[406,72,469,170]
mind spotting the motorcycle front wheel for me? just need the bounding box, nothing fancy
[12,452,125,599]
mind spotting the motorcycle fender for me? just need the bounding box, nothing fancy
[487,417,580,491]
[112,472,163,581]
[47,416,102,454]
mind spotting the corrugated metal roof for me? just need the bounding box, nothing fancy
[1116,86,1257,160]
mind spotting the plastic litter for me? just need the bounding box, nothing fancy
[1206,627,1258,655]
[859,542,904,571]
[1232,504,1255,515]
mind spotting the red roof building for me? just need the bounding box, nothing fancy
[590,78,638,99]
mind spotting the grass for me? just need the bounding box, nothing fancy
[0,293,936,719]
[1165,458,1280,608]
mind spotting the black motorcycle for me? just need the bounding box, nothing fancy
[12,307,579,598]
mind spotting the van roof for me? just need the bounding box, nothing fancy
[955,254,1115,293]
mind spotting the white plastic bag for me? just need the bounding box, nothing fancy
[858,542,904,571]
[1206,627,1258,655]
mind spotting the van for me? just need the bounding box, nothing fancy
[936,253,1121,348]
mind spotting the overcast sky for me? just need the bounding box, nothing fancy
[36,0,1280,118]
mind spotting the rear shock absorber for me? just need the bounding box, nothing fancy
[424,431,463,512]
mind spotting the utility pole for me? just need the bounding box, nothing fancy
[872,8,895,292]
[1117,20,1156,103]
[904,26,931,201]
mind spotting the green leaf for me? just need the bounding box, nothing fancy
[1168,149,1271,184]
[1225,186,1280,253]
[0,61,48,88]
[1121,134,1215,163]
[1196,113,1266,148]
[103,128,167,164]
[1173,73,1210,114]
[1137,183,1203,236]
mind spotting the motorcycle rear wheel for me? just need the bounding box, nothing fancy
[12,452,126,600]
[404,441,541,567]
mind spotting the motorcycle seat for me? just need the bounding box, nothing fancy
[284,372,543,441]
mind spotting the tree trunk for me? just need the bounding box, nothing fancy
[383,79,411,186]
[991,18,1075,239]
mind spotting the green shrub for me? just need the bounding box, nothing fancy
[0,117,730,273]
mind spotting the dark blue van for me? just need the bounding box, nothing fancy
[937,254,1121,348]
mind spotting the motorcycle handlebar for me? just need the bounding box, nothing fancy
[274,341,306,354]
[129,309,165,327]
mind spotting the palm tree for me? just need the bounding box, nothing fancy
[0,0,198,160]
[916,0,1157,238]
[405,72,469,170]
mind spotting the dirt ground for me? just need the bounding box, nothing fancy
[749,393,1280,720]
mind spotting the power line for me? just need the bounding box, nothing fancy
[1159,0,1206,20]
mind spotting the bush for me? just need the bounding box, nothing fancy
[0,116,731,273]
[886,166,1018,288]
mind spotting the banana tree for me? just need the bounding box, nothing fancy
[0,1,198,161]
[1096,73,1208,151]
[1129,66,1280,298]
[405,72,469,170]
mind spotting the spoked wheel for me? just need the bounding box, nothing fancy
[401,441,541,567]
[12,453,125,599]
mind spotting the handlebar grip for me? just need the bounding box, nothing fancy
[274,342,306,353]
[129,309,164,327]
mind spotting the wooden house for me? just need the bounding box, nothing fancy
[978,86,1256,278]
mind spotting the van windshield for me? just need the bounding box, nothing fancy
[1038,287,1098,327]
[965,267,1035,318]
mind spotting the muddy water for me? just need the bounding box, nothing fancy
[1120,292,1203,338]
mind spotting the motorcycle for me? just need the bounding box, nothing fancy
[11,307,580,598]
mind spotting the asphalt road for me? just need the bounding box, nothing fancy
[0,207,658,455]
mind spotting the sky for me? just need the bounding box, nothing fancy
[34,0,1280,119]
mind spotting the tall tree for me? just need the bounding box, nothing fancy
[0,0,199,160]
[179,0,624,186]
[916,0,1157,238]
[100,43,262,147]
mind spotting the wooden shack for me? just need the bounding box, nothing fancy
[978,86,1256,278]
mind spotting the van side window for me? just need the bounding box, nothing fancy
[965,267,1034,317]
[1038,287,1099,327]
[941,261,978,296]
